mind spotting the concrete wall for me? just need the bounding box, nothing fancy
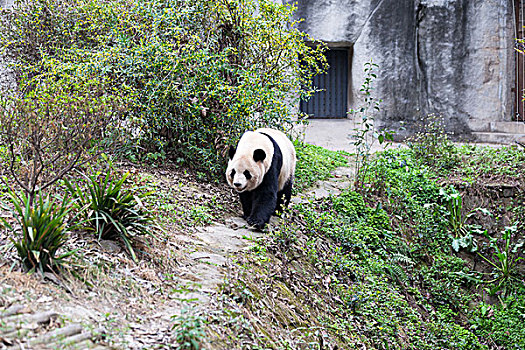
[290,0,515,139]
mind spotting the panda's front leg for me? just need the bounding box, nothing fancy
[246,189,277,229]
[239,191,252,219]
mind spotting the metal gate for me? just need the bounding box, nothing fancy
[301,48,349,119]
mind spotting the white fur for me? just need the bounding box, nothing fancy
[226,128,296,193]
[255,128,296,190]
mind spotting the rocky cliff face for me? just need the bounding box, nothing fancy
[291,0,515,139]
[0,0,14,8]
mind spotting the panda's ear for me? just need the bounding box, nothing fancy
[253,149,266,162]
[228,145,236,160]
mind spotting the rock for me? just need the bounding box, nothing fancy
[0,304,27,318]
[290,0,514,139]
[99,240,122,253]
[225,217,248,229]
[333,167,354,178]
[195,224,249,253]
[330,180,352,190]
[189,252,227,266]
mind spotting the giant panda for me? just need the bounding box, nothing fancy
[226,128,296,229]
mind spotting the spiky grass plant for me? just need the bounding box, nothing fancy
[66,172,156,262]
[1,190,75,273]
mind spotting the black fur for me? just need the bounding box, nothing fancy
[276,178,293,214]
[228,145,236,160]
[253,149,266,162]
[240,133,283,229]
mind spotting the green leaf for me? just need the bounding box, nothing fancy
[452,238,460,252]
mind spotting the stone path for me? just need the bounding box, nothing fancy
[180,164,355,304]
[0,304,108,349]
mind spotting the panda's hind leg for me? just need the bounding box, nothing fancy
[275,178,293,215]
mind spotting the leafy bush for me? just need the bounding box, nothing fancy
[172,309,206,350]
[407,113,459,170]
[66,172,156,262]
[1,190,75,273]
[0,75,124,205]
[1,0,327,179]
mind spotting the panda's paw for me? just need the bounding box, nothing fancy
[246,216,266,230]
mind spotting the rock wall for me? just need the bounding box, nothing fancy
[0,0,14,8]
[290,0,515,139]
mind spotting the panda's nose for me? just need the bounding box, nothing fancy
[234,182,242,188]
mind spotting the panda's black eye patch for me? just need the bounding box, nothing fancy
[230,169,236,178]
[243,170,252,180]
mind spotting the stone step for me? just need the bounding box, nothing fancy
[471,132,525,144]
[489,121,525,134]
[468,121,525,134]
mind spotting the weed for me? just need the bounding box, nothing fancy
[439,187,490,252]
[187,206,214,227]
[1,190,76,273]
[172,309,206,350]
[349,60,393,187]
[407,113,459,170]
[65,171,157,262]
[477,225,524,299]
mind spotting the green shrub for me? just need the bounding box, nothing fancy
[332,190,366,222]
[0,73,124,206]
[1,190,75,273]
[1,0,327,179]
[172,308,206,350]
[471,297,525,348]
[407,113,459,170]
[65,172,156,262]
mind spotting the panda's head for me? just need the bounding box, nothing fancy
[226,132,273,193]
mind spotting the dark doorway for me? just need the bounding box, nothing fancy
[301,48,349,118]
[515,0,525,121]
